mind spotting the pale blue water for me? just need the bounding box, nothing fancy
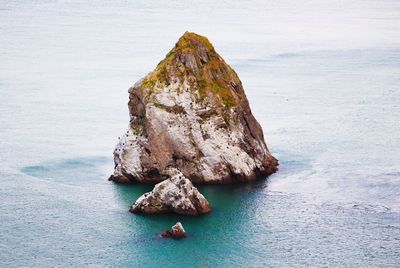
[1,1,400,267]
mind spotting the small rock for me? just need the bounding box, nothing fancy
[161,222,186,239]
[171,222,186,238]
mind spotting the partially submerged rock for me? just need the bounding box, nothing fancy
[129,171,211,215]
[161,222,186,239]
[109,31,278,184]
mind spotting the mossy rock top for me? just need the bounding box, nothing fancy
[138,32,245,109]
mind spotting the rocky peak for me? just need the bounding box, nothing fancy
[136,31,243,112]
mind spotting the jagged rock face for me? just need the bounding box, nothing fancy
[110,31,278,184]
[129,171,211,215]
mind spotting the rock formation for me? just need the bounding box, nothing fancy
[109,31,278,184]
[161,222,186,239]
[129,170,211,215]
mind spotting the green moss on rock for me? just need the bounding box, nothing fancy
[138,31,243,109]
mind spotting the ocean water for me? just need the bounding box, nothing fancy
[1,1,400,267]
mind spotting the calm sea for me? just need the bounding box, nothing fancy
[1,1,399,267]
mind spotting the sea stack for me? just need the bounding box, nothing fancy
[109,31,278,184]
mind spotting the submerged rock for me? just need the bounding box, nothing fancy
[109,31,278,184]
[161,222,186,239]
[129,170,211,215]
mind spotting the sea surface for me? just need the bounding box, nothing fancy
[1,1,400,267]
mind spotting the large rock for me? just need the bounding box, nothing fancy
[129,170,211,215]
[109,31,278,184]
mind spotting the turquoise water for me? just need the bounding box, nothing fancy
[1,1,400,267]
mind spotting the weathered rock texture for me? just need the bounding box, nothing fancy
[110,31,278,184]
[129,171,211,215]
